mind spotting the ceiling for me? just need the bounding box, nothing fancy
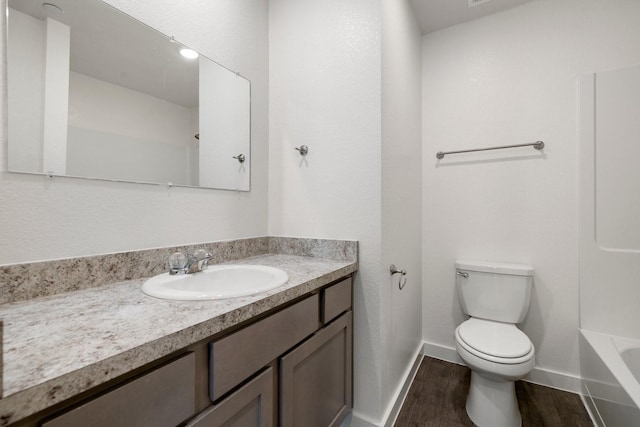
[9,0,534,104]
[409,0,533,34]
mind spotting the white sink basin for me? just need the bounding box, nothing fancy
[141,265,289,301]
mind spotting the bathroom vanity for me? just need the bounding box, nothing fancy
[0,237,357,427]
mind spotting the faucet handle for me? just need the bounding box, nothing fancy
[168,252,188,275]
[193,249,207,258]
[192,249,212,270]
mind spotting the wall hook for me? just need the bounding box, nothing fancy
[295,145,309,156]
[390,264,407,290]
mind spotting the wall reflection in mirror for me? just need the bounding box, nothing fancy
[7,0,251,191]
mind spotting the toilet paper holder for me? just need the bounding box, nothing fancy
[390,264,407,290]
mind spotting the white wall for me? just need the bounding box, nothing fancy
[198,59,250,191]
[579,66,640,340]
[69,72,193,149]
[421,0,640,389]
[0,0,269,264]
[380,0,422,417]
[269,0,423,424]
[7,8,45,172]
[66,127,191,185]
[268,0,384,422]
[41,18,70,175]
[67,71,193,185]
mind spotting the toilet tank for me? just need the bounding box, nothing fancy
[455,260,534,323]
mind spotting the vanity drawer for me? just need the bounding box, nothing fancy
[187,367,273,427]
[43,353,195,427]
[322,277,352,324]
[209,294,319,401]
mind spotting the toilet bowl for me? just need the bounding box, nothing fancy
[455,319,535,427]
[456,318,535,380]
[454,260,535,427]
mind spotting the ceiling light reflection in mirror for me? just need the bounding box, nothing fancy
[7,0,251,191]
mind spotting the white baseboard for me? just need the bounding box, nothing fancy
[343,344,423,427]
[383,347,423,427]
[525,366,583,394]
[421,340,583,394]
[422,340,463,365]
[580,384,604,427]
[340,412,378,427]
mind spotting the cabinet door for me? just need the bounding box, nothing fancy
[187,367,273,427]
[280,312,352,427]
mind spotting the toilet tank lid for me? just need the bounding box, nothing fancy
[455,260,534,276]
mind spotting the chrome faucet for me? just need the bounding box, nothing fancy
[169,249,212,275]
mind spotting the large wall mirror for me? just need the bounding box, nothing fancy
[7,0,251,191]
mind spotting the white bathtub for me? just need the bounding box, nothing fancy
[580,329,640,426]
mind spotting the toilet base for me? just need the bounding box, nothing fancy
[466,371,521,427]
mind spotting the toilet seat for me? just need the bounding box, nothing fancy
[456,318,533,365]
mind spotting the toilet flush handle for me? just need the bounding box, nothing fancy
[456,270,469,278]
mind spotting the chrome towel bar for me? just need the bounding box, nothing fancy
[436,141,544,159]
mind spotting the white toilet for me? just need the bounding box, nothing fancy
[454,260,535,427]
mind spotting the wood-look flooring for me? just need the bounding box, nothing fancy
[395,357,593,427]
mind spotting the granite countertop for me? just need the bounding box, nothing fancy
[0,253,357,425]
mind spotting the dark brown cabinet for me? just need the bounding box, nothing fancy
[42,353,196,427]
[28,276,353,427]
[204,277,353,427]
[280,312,352,427]
[186,367,274,427]
[321,277,352,324]
[209,294,319,401]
